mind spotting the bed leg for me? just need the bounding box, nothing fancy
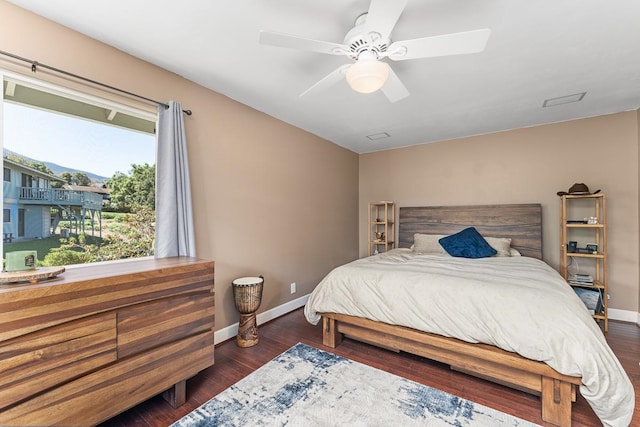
[322,316,343,348]
[541,377,572,427]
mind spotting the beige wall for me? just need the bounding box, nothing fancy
[3,0,638,328]
[360,112,640,313]
[0,1,360,331]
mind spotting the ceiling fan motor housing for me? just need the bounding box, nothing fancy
[343,13,389,60]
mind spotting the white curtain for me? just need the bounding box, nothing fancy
[154,101,196,258]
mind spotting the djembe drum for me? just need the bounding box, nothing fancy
[232,276,264,347]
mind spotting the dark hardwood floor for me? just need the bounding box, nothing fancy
[101,308,639,427]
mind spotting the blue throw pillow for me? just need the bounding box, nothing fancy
[438,227,497,259]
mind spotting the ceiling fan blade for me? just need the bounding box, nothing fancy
[387,28,491,61]
[364,0,408,41]
[364,0,408,39]
[259,30,348,56]
[300,64,351,98]
[381,66,409,103]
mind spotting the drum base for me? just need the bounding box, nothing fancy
[236,313,259,347]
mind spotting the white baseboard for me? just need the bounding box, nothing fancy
[214,294,309,344]
[607,308,639,324]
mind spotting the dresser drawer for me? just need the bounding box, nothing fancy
[0,332,214,426]
[0,312,117,410]
[117,291,214,358]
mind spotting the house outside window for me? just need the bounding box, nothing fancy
[2,71,157,266]
[3,209,9,223]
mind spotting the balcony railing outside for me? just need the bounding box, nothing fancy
[17,187,102,209]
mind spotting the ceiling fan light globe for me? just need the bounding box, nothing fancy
[346,59,389,94]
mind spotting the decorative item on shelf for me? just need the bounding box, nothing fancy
[586,216,598,224]
[569,273,594,286]
[573,287,604,315]
[232,276,264,348]
[557,182,601,196]
[566,257,579,277]
[5,251,37,272]
[0,266,65,284]
[375,231,385,241]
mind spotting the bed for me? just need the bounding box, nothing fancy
[304,204,634,427]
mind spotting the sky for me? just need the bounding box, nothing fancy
[2,102,155,179]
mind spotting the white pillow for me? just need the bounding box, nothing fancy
[412,233,448,255]
[484,236,513,257]
[509,247,522,256]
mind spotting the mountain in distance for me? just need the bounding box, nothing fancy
[3,148,109,184]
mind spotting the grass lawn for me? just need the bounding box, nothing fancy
[2,212,144,266]
[3,237,63,262]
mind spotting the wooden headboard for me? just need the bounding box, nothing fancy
[399,204,543,259]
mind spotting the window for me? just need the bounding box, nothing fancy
[3,208,9,223]
[2,72,157,266]
[21,173,33,188]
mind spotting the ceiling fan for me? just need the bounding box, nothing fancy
[259,0,490,103]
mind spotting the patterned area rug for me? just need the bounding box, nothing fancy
[172,343,539,427]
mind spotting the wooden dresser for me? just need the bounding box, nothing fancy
[0,257,215,426]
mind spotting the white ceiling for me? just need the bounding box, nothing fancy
[8,0,640,153]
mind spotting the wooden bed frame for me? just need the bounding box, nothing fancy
[320,204,582,427]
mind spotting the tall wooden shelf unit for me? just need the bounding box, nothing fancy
[559,193,608,331]
[369,201,395,255]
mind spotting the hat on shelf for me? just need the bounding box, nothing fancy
[557,183,601,197]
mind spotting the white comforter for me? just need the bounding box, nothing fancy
[304,249,634,427]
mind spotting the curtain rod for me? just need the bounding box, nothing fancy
[0,49,192,116]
